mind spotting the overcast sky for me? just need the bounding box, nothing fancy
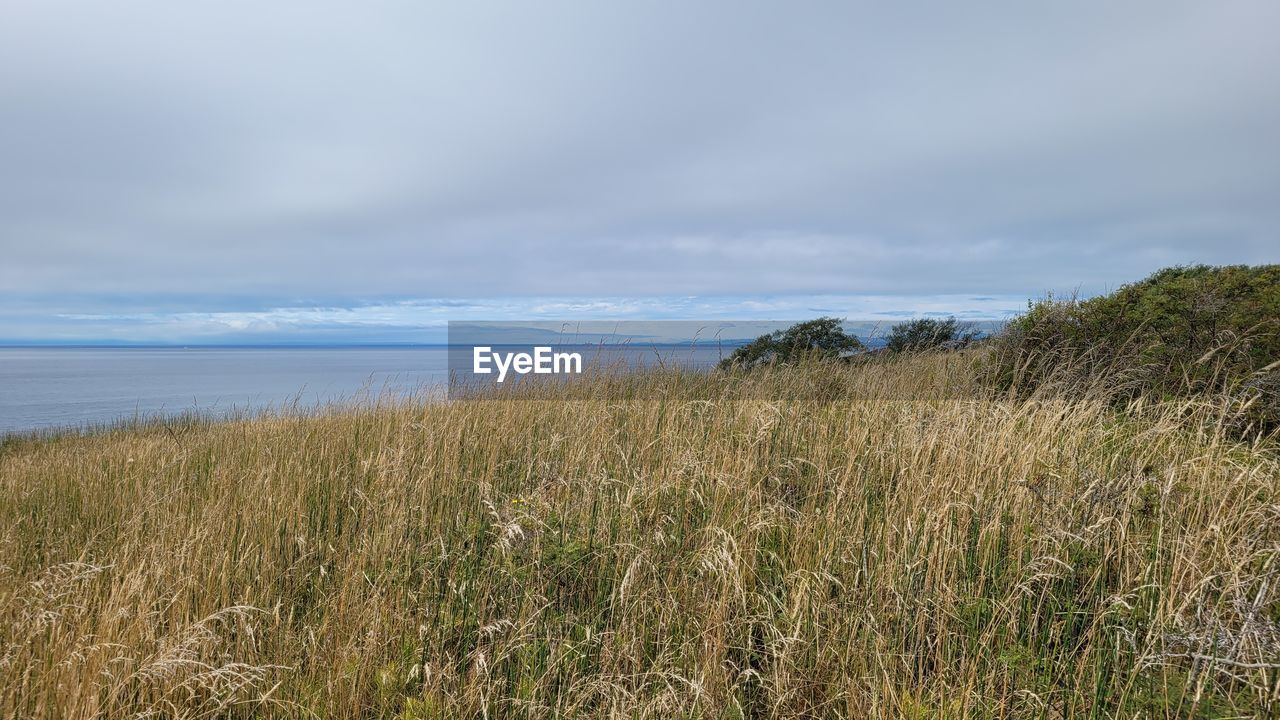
[2,1,1277,343]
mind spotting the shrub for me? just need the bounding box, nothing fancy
[990,264,1280,433]
[884,317,980,353]
[718,317,863,370]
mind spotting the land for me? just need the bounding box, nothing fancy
[2,348,1277,719]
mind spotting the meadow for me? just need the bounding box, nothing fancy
[2,352,1278,718]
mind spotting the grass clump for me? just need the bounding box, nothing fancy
[2,354,1279,718]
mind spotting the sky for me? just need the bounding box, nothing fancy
[1,1,1277,344]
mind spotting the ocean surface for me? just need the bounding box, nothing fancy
[0,346,729,435]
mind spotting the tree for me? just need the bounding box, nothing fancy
[719,317,863,370]
[884,317,979,353]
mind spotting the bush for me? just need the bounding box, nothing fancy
[884,317,980,353]
[718,317,863,370]
[990,264,1280,433]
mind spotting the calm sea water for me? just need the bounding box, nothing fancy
[0,347,451,435]
[0,345,729,435]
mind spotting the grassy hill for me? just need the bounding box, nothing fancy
[2,355,1278,718]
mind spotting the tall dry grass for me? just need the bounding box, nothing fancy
[1,353,1278,718]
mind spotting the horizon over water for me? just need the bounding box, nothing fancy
[0,337,896,434]
[0,347,453,435]
[0,344,749,435]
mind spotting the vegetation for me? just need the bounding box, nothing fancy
[4,265,1277,717]
[990,265,1279,434]
[884,317,980,353]
[717,317,862,370]
[3,350,1279,718]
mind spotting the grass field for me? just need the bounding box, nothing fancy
[2,353,1278,718]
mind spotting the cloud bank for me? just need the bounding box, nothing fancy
[3,295,1022,345]
[1,1,1277,341]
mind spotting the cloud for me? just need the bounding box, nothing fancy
[1,1,1277,341]
[0,295,1025,344]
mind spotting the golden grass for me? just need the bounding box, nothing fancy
[2,354,1278,718]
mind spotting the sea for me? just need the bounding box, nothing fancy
[0,345,732,435]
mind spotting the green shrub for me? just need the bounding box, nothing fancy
[884,317,980,353]
[718,317,863,370]
[990,264,1280,432]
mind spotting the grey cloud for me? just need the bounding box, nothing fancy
[1,1,1278,315]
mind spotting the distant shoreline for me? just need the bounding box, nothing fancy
[0,340,765,350]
